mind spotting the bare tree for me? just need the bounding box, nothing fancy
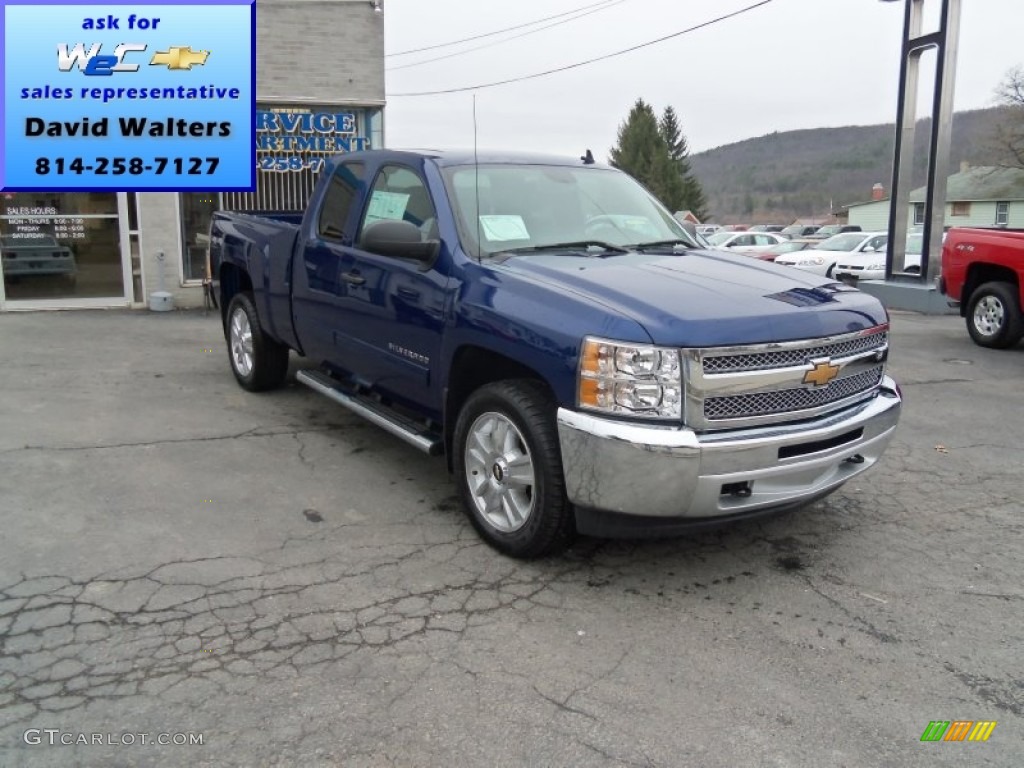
[993,66,1024,168]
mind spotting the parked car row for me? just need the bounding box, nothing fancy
[705,231,788,252]
[773,231,888,277]
[699,223,863,240]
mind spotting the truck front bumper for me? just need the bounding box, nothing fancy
[556,377,901,536]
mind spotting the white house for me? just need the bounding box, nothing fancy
[845,165,1024,232]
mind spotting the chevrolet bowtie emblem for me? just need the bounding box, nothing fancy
[803,358,840,388]
[150,47,209,70]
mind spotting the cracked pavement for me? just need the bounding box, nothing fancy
[1,309,1021,767]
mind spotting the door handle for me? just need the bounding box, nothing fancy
[340,271,365,286]
[396,287,420,300]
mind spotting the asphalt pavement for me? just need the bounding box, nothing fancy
[0,308,1021,767]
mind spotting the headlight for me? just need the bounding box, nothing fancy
[578,337,682,419]
[797,256,825,266]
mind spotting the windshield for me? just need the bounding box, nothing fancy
[816,233,868,251]
[441,164,698,256]
[707,232,735,245]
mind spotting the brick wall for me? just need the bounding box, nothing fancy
[256,0,385,104]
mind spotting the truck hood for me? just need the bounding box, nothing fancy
[495,249,887,347]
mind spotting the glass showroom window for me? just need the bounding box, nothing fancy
[1,192,125,302]
[179,192,219,282]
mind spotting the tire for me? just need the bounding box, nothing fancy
[225,292,290,391]
[965,281,1024,349]
[452,380,575,558]
[825,262,836,279]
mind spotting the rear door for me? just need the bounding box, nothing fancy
[330,162,451,412]
[291,161,367,363]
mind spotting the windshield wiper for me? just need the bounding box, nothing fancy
[625,239,695,252]
[497,240,630,256]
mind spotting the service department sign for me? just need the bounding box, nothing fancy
[256,110,369,174]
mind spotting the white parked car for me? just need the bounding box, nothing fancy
[774,231,888,277]
[706,231,787,253]
[833,233,927,282]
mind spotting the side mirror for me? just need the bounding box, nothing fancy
[359,220,439,262]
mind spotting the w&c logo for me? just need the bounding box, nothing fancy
[57,44,209,75]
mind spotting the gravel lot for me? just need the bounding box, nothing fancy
[1,308,1021,767]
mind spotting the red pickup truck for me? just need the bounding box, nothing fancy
[940,227,1024,348]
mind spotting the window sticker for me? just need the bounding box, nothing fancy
[365,191,410,224]
[479,214,530,241]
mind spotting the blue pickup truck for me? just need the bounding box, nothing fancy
[210,149,902,558]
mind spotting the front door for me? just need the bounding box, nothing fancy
[331,163,450,413]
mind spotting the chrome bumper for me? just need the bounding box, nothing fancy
[556,377,901,520]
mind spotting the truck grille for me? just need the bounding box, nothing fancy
[683,325,889,429]
[701,331,887,374]
[704,365,884,421]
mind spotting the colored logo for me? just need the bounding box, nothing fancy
[57,43,148,75]
[920,720,997,742]
[803,357,840,388]
[150,47,210,70]
[56,44,209,75]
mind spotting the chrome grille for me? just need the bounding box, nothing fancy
[701,332,887,374]
[704,366,884,421]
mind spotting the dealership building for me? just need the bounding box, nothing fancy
[0,0,385,311]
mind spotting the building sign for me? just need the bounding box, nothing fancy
[256,110,369,173]
[0,0,256,192]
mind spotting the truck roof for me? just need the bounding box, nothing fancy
[338,148,613,169]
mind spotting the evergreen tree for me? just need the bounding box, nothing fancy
[610,99,710,220]
[609,99,666,192]
[659,106,708,221]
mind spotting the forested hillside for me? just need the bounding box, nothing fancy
[690,107,1012,223]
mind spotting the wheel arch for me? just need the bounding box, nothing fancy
[961,263,1019,318]
[443,346,555,471]
[219,263,254,333]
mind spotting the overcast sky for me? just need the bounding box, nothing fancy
[382,0,1022,159]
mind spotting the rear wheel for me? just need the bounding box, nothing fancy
[453,380,574,558]
[965,281,1024,349]
[226,292,290,391]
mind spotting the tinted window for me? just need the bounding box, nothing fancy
[318,163,364,239]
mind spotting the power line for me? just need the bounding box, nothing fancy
[389,0,775,97]
[387,1,628,72]
[387,0,617,57]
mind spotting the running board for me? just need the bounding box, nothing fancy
[296,370,444,456]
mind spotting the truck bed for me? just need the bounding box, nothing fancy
[210,211,303,350]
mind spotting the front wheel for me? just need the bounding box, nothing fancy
[225,292,290,391]
[452,380,575,558]
[965,281,1024,349]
